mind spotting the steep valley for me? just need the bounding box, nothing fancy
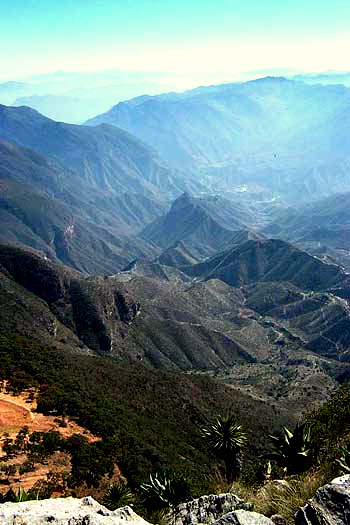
[2,76,350,499]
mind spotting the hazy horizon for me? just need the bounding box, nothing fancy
[1,0,350,84]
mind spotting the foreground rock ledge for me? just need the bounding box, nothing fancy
[295,475,350,525]
[0,496,150,525]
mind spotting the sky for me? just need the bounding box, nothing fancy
[1,0,350,82]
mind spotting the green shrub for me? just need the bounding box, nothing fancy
[308,383,350,465]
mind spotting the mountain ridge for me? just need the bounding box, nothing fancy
[185,238,348,291]
[0,104,197,198]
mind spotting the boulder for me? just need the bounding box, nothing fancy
[295,474,350,525]
[172,493,253,525]
[0,496,151,525]
[212,510,274,525]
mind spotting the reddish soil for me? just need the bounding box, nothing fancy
[0,389,100,495]
[0,391,96,442]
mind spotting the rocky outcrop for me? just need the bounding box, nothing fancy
[172,493,253,525]
[0,496,150,525]
[295,475,350,525]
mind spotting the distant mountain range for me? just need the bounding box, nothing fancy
[292,71,350,87]
[12,94,110,125]
[263,192,350,270]
[2,93,350,276]
[87,77,350,202]
[1,69,242,123]
[2,68,350,122]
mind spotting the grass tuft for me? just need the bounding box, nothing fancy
[252,470,330,524]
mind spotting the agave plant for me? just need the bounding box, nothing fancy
[7,488,40,503]
[103,483,134,510]
[265,422,311,475]
[141,468,190,510]
[201,415,247,483]
[16,489,35,502]
[336,445,350,473]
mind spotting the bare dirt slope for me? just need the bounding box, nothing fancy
[0,390,95,441]
[0,388,99,494]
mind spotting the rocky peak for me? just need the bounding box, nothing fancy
[171,192,196,211]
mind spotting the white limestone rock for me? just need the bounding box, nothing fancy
[213,510,274,525]
[0,496,151,525]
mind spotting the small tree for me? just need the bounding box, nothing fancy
[3,438,16,459]
[202,415,247,483]
[14,426,29,452]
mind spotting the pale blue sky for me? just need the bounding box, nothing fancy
[1,0,350,81]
